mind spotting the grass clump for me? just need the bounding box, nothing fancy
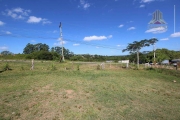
[51,63,57,71]
[77,64,80,71]
[97,64,101,70]
[146,67,180,77]
[2,63,12,71]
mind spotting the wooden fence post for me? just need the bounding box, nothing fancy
[30,59,34,70]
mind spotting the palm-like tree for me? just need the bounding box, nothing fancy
[122,39,152,69]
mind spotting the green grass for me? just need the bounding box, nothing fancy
[0,61,180,120]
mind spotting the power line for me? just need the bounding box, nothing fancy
[0,34,123,50]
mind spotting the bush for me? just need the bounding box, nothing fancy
[25,51,53,60]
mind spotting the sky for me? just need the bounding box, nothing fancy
[0,0,180,55]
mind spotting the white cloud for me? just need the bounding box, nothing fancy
[118,24,124,28]
[6,31,11,34]
[27,16,42,23]
[54,38,67,46]
[73,44,80,46]
[170,32,180,38]
[83,35,112,41]
[127,27,136,31]
[31,40,36,43]
[80,0,90,9]
[141,0,155,3]
[13,7,23,13]
[117,44,125,47]
[108,35,113,38]
[0,46,8,51]
[53,30,58,33]
[127,21,134,23]
[0,21,5,26]
[141,0,164,3]
[42,19,52,24]
[1,30,12,34]
[117,45,121,47]
[145,27,167,34]
[140,4,145,8]
[160,38,169,41]
[3,7,31,19]
[27,16,51,24]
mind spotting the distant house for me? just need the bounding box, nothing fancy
[171,59,180,62]
[161,60,169,65]
[118,60,129,64]
[171,59,180,66]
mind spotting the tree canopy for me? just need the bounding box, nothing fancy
[23,43,49,54]
[122,38,158,69]
[1,51,13,55]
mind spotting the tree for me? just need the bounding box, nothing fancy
[23,43,34,54]
[50,47,55,52]
[122,39,150,69]
[23,43,49,54]
[1,51,13,55]
[53,46,74,60]
[34,43,49,52]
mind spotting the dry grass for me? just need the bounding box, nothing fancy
[0,61,180,120]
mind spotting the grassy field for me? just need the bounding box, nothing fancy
[0,60,180,120]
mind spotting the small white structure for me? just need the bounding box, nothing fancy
[118,60,129,64]
[161,60,169,65]
[118,60,129,68]
[106,60,113,63]
[145,63,150,67]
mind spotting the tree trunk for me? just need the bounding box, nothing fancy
[137,50,139,69]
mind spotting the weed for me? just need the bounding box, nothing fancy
[97,64,101,70]
[51,63,57,70]
[21,66,24,70]
[3,63,12,71]
[77,64,80,71]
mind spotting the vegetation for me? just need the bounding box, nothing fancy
[0,61,180,120]
[122,38,158,69]
[0,51,13,55]
[0,42,180,63]
[23,43,49,54]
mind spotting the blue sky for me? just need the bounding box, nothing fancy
[0,0,180,55]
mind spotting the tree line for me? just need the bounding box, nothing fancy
[0,41,180,63]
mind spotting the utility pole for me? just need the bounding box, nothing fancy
[59,22,64,61]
